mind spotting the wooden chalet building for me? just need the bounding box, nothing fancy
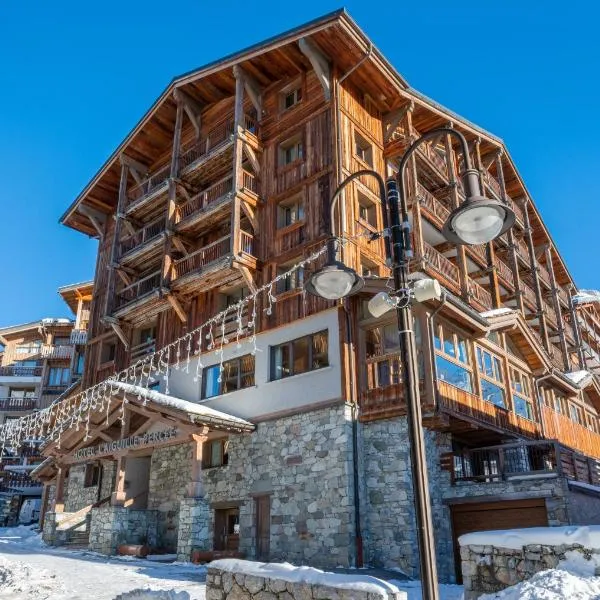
[37,9,600,581]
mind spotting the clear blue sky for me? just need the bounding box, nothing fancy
[1,0,598,325]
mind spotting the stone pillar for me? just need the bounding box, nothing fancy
[176,497,211,562]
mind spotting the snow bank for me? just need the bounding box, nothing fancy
[564,370,593,386]
[459,525,600,550]
[0,525,44,548]
[113,590,190,600]
[211,559,402,595]
[480,308,515,319]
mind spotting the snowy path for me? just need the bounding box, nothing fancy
[0,527,207,599]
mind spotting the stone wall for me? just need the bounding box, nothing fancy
[89,505,158,554]
[206,562,404,600]
[460,534,600,599]
[148,444,192,551]
[564,485,600,525]
[198,402,356,568]
[64,460,116,512]
[359,417,454,581]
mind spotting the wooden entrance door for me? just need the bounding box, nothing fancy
[214,507,240,551]
[451,498,548,582]
[254,495,270,561]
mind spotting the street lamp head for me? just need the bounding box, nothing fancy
[442,169,515,245]
[305,260,364,300]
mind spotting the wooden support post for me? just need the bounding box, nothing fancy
[444,129,469,301]
[234,65,263,120]
[230,66,245,256]
[187,431,209,497]
[111,456,127,506]
[167,294,187,323]
[545,246,570,369]
[569,286,587,368]
[78,204,107,238]
[495,154,524,313]
[54,465,66,513]
[173,88,203,139]
[383,102,412,143]
[523,202,550,351]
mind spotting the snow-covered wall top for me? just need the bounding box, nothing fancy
[459,525,600,550]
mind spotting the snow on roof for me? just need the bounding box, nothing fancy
[210,559,404,597]
[41,318,72,325]
[459,525,600,550]
[111,381,255,431]
[480,308,515,319]
[573,289,600,306]
[565,370,593,387]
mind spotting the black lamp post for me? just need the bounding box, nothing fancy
[305,127,515,600]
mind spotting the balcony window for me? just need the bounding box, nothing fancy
[271,330,328,381]
[276,263,304,294]
[434,322,472,392]
[8,389,35,399]
[53,336,71,346]
[277,196,304,229]
[354,131,373,167]
[202,355,255,400]
[203,438,229,468]
[47,367,70,387]
[569,402,583,424]
[357,192,377,229]
[74,353,85,376]
[476,346,505,408]
[279,134,303,166]
[511,368,534,420]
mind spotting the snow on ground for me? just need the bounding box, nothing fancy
[0,526,207,599]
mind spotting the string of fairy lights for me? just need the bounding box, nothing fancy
[0,228,386,454]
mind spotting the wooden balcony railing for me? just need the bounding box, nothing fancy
[564,320,575,343]
[537,263,551,288]
[70,329,88,345]
[543,299,558,329]
[495,258,514,287]
[437,380,541,438]
[176,175,234,224]
[130,339,156,362]
[417,141,448,178]
[542,405,600,460]
[507,197,525,225]
[482,170,502,199]
[515,238,530,264]
[119,216,166,257]
[276,223,306,254]
[415,183,450,227]
[41,345,74,360]
[0,366,42,377]
[126,163,171,209]
[520,281,537,308]
[115,270,162,310]
[179,119,235,171]
[172,236,231,280]
[422,242,460,287]
[0,397,38,411]
[468,243,487,264]
[468,279,493,310]
[451,440,600,487]
[240,230,254,256]
[557,286,570,307]
[242,169,258,194]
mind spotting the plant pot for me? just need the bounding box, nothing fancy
[117,543,150,557]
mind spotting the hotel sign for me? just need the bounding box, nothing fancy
[73,427,179,461]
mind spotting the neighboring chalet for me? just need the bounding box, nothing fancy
[0,281,91,523]
[37,10,600,581]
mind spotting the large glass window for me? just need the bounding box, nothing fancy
[202,355,255,399]
[511,368,534,420]
[434,322,472,392]
[15,342,41,355]
[271,330,328,381]
[476,346,506,408]
[47,367,70,387]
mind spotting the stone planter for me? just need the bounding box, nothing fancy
[117,544,150,558]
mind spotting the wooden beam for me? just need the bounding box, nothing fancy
[298,37,331,100]
[172,236,190,256]
[234,65,263,120]
[119,153,149,179]
[167,293,188,323]
[243,142,260,174]
[115,269,132,287]
[174,88,203,139]
[77,204,107,238]
[240,200,258,231]
[235,263,258,294]
[383,102,412,142]
[104,317,129,349]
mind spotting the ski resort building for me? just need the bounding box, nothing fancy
[36,10,600,582]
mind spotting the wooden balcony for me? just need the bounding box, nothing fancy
[130,339,156,363]
[70,329,88,345]
[557,286,570,308]
[41,345,74,360]
[520,281,538,309]
[495,258,514,288]
[468,279,493,311]
[481,171,525,226]
[125,163,171,216]
[466,243,487,266]
[450,440,600,487]
[118,216,166,265]
[515,238,530,265]
[542,404,600,460]
[543,299,559,330]
[547,343,565,370]
[416,141,448,182]
[415,184,450,229]
[420,241,461,294]
[0,471,41,492]
[113,270,165,319]
[0,365,42,377]
[437,380,542,439]
[538,263,552,288]
[0,397,38,411]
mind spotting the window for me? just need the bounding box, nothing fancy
[47,367,70,387]
[365,324,401,388]
[279,135,303,166]
[9,389,35,399]
[476,346,505,408]
[276,264,304,294]
[271,330,328,381]
[84,463,101,488]
[511,368,534,420]
[553,392,565,414]
[202,355,255,399]
[282,86,302,110]
[15,342,41,355]
[277,196,305,229]
[101,341,116,364]
[434,323,472,392]
[203,438,229,468]
[569,402,583,424]
[354,131,373,167]
[53,336,71,346]
[74,353,85,376]
[357,192,377,228]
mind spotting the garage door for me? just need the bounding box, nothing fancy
[451,498,548,581]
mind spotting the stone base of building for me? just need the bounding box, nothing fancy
[176,497,211,561]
